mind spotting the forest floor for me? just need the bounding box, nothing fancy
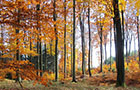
[0,73,140,90]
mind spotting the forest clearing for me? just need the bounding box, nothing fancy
[0,0,140,89]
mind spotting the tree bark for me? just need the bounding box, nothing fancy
[100,25,103,73]
[36,4,40,76]
[137,16,140,67]
[104,35,107,62]
[29,36,32,62]
[44,44,47,71]
[79,14,85,76]
[88,5,92,77]
[72,0,76,82]
[15,8,22,83]
[110,21,112,70]
[113,0,125,87]
[53,0,58,81]
[39,41,43,76]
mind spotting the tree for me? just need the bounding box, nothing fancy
[36,3,40,76]
[79,11,86,77]
[53,0,58,82]
[64,0,67,78]
[88,2,92,77]
[109,20,112,70]
[96,16,103,73]
[72,0,76,82]
[136,14,140,67]
[15,7,21,83]
[113,0,125,87]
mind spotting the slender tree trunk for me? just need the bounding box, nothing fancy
[44,44,47,71]
[53,0,58,81]
[96,17,103,73]
[128,34,132,56]
[125,23,128,64]
[80,14,85,76]
[15,8,22,83]
[113,0,125,87]
[64,0,67,78]
[137,16,140,67]
[100,25,103,73]
[113,17,117,68]
[0,25,4,61]
[39,41,43,76]
[16,9,20,61]
[36,4,40,76]
[37,3,43,77]
[88,5,91,77]
[29,36,32,62]
[72,0,76,82]
[50,39,53,56]
[134,35,136,59]
[126,37,128,63]
[71,42,73,77]
[110,21,112,70]
[104,36,107,62]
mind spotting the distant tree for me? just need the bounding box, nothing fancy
[104,56,115,65]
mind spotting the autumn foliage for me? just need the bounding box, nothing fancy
[0,0,140,89]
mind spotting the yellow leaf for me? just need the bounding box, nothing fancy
[136,9,139,16]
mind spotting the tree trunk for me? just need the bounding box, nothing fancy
[29,36,32,62]
[113,17,117,68]
[15,8,22,83]
[71,42,73,77]
[128,34,132,56]
[137,16,140,67]
[100,25,103,73]
[0,25,4,61]
[113,0,125,87]
[35,4,43,76]
[16,9,20,61]
[64,0,67,78]
[104,36,107,62]
[72,0,76,82]
[134,35,136,59]
[39,42,43,76]
[44,44,47,71]
[125,23,128,64]
[80,14,85,76]
[121,10,125,51]
[53,0,58,81]
[36,4,40,76]
[88,5,92,77]
[110,21,112,70]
